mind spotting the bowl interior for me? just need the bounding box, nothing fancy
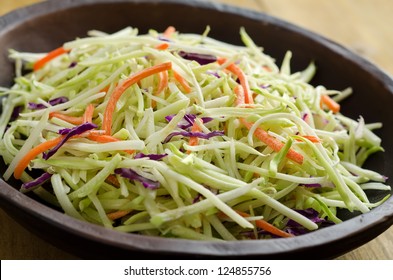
[1,0,393,259]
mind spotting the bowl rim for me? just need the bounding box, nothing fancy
[1,0,393,258]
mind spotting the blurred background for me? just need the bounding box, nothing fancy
[0,0,392,259]
[1,0,392,74]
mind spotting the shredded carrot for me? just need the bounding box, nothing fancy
[87,130,106,136]
[13,136,64,179]
[103,62,172,135]
[14,105,130,178]
[240,118,304,164]
[217,57,254,104]
[49,112,84,125]
[320,94,340,113]
[155,42,169,50]
[33,46,69,71]
[87,134,119,143]
[152,70,169,108]
[102,85,111,93]
[235,210,294,238]
[187,119,203,153]
[262,65,272,72]
[87,134,134,154]
[151,100,157,109]
[156,70,169,95]
[233,79,303,164]
[297,135,321,143]
[107,209,132,220]
[163,26,176,38]
[106,174,121,187]
[83,104,95,123]
[234,86,245,106]
[173,70,192,93]
[233,83,303,164]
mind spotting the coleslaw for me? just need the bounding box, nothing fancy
[0,26,390,240]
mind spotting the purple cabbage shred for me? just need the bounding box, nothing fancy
[206,70,220,78]
[259,84,271,89]
[192,193,203,204]
[302,183,322,188]
[134,153,168,160]
[178,51,217,65]
[163,130,224,144]
[11,106,23,121]
[165,114,213,130]
[69,61,77,68]
[158,36,171,42]
[285,208,334,236]
[114,168,159,189]
[42,122,97,160]
[21,172,53,191]
[28,96,69,110]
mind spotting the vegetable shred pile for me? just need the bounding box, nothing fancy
[0,26,390,240]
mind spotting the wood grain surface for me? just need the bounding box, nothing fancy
[0,0,392,260]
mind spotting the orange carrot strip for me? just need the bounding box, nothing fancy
[241,119,304,164]
[82,104,95,123]
[152,70,169,108]
[33,47,69,71]
[107,210,132,220]
[320,94,340,113]
[102,85,111,93]
[49,112,84,125]
[106,174,121,187]
[235,210,294,238]
[233,84,303,164]
[188,119,203,151]
[173,70,192,93]
[151,99,157,110]
[163,26,176,38]
[86,134,121,142]
[217,57,254,104]
[86,134,134,155]
[103,62,172,135]
[296,135,321,143]
[155,42,169,50]
[13,116,133,179]
[13,136,64,179]
[156,70,169,95]
[234,85,245,106]
[262,65,272,72]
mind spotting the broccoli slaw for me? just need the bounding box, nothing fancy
[0,26,390,240]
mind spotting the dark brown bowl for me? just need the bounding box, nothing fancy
[1,0,393,259]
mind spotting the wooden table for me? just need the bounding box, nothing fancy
[0,0,392,260]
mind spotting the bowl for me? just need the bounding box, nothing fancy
[1,0,393,259]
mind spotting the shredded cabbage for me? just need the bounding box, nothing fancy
[0,26,390,240]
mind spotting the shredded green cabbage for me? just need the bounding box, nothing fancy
[0,26,390,240]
